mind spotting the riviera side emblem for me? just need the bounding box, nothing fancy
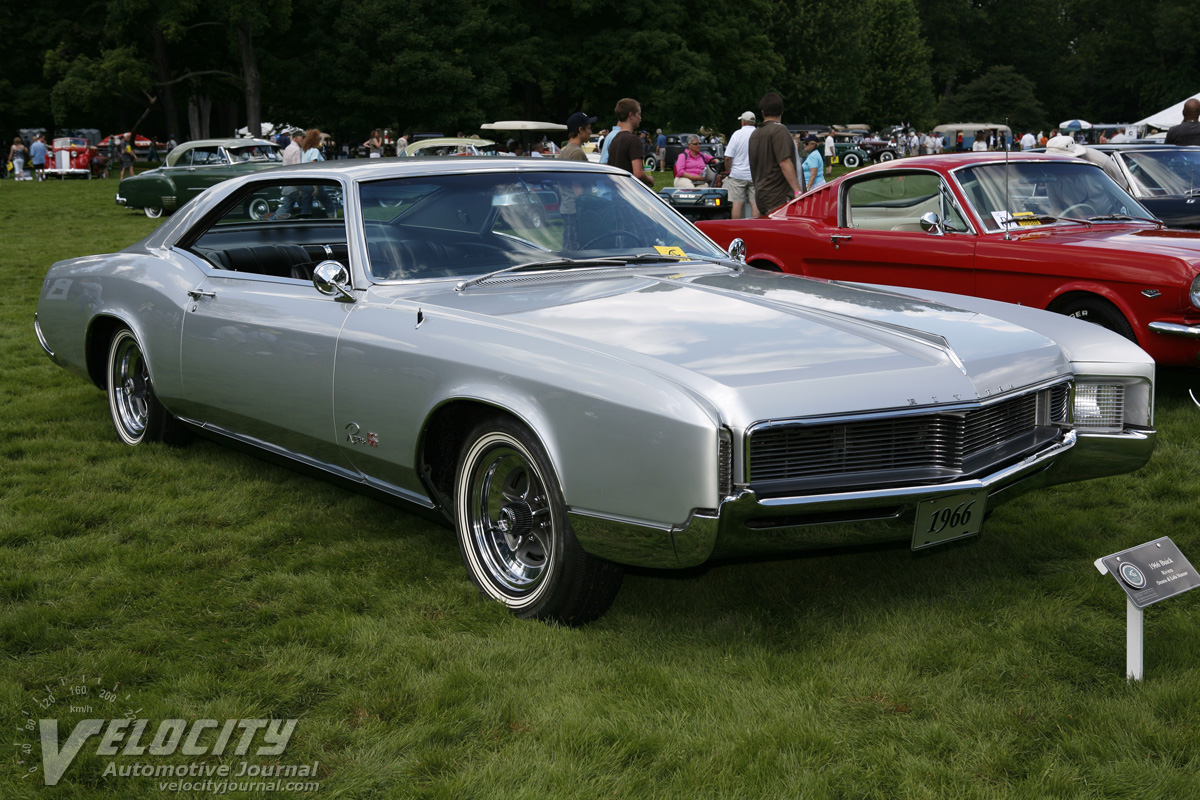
[344,423,379,447]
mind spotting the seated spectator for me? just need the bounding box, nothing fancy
[674,136,716,188]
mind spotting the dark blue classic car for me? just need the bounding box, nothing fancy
[1093,144,1200,228]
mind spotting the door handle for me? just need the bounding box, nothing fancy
[187,290,216,299]
[831,234,852,249]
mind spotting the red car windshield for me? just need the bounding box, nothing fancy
[956,161,1150,231]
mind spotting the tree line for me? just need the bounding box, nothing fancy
[2,0,1198,144]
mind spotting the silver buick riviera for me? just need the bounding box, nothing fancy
[35,159,1157,624]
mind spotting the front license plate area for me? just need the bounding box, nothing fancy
[913,491,986,550]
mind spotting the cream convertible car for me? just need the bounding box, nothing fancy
[35,159,1157,624]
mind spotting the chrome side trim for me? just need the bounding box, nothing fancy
[1148,321,1200,339]
[33,313,54,357]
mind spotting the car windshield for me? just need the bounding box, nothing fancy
[226,145,282,163]
[357,171,727,281]
[956,161,1150,231]
[1120,149,1200,197]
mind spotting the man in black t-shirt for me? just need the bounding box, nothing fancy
[1165,98,1200,146]
[606,98,654,188]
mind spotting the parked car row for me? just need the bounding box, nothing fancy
[42,155,1163,625]
[698,151,1200,366]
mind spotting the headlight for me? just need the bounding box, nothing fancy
[1073,383,1126,433]
[1190,273,1200,310]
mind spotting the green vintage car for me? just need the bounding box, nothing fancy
[116,138,284,218]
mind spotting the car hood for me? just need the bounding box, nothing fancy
[409,268,1071,425]
[1009,223,1200,259]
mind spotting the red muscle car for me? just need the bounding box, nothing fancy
[698,153,1200,366]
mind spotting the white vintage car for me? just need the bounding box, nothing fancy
[35,158,1157,624]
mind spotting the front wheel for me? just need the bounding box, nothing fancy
[248,198,272,220]
[1057,296,1137,342]
[877,150,896,162]
[644,154,658,172]
[842,151,863,169]
[454,418,622,624]
[106,327,188,446]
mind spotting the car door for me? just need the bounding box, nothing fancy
[172,145,231,200]
[176,177,359,475]
[805,170,978,294]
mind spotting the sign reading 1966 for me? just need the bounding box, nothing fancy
[913,490,986,550]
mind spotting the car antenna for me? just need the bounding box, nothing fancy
[1004,118,1012,241]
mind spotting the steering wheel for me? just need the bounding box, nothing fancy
[1061,202,1097,219]
[580,230,638,249]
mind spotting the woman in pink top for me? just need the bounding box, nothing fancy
[673,136,715,188]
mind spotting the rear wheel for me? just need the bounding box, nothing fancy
[1057,296,1137,342]
[454,417,623,625]
[842,151,863,169]
[877,150,896,162]
[144,206,163,219]
[106,327,188,446]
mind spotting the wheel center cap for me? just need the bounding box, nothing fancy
[496,502,533,537]
[123,378,136,395]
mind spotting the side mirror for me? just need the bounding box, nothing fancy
[313,260,355,302]
[728,238,747,262]
[919,211,945,235]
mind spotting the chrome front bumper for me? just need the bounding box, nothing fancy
[115,193,127,206]
[1149,321,1200,339]
[571,427,1156,569]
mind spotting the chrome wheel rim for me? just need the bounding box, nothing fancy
[249,198,271,220]
[465,438,553,595]
[110,334,149,441]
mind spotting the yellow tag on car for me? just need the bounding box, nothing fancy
[654,246,687,257]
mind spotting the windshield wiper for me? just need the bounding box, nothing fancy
[454,253,689,292]
[1087,213,1162,225]
[1004,213,1092,228]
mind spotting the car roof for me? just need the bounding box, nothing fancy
[1091,143,1200,152]
[142,157,634,246]
[165,138,279,166]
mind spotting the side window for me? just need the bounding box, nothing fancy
[845,173,944,232]
[189,148,221,166]
[185,179,348,280]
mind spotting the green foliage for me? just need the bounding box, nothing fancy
[860,0,935,129]
[936,65,1047,133]
[9,1,1199,141]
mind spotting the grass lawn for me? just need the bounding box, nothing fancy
[3,174,1200,799]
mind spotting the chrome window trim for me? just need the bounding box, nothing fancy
[836,167,978,236]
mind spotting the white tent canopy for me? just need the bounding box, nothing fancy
[481,121,567,132]
[1134,92,1200,131]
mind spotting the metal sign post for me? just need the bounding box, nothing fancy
[1095,536,1198,682]
[1126,598,1143,681]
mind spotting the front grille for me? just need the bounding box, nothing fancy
[748,384,1067,493]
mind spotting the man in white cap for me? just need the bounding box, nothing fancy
[723,111,758,218]
[1044,134,1129,191]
